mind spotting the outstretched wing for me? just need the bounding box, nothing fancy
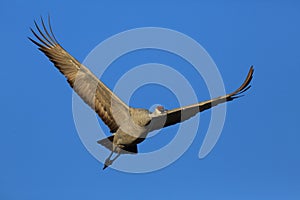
[148,66,254,131]
[29,17,129,133]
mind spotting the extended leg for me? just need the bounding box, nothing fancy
[103,148,114,170]
[103,146,121,170]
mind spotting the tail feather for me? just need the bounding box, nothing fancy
[97,136,114,152]
[97,136,138,154]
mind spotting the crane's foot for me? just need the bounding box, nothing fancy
[102,148,121,170]
[103,159,113,170]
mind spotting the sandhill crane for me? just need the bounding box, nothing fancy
[29,17,254,170]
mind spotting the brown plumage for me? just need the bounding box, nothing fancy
[29,17,254,170]
[29,17,128,134]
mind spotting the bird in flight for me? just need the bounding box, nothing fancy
[29,17,254,170]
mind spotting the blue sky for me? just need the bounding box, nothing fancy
[1,0,300,199]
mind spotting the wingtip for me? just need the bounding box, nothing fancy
[249,65,255,76]
[228,65,254,99]
[29,15,60,49]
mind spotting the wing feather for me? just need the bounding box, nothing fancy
[29,17,129,133]
[149,66,254,131]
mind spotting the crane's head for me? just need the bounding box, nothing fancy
[154,105,166,114]
[149,105,167,117]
